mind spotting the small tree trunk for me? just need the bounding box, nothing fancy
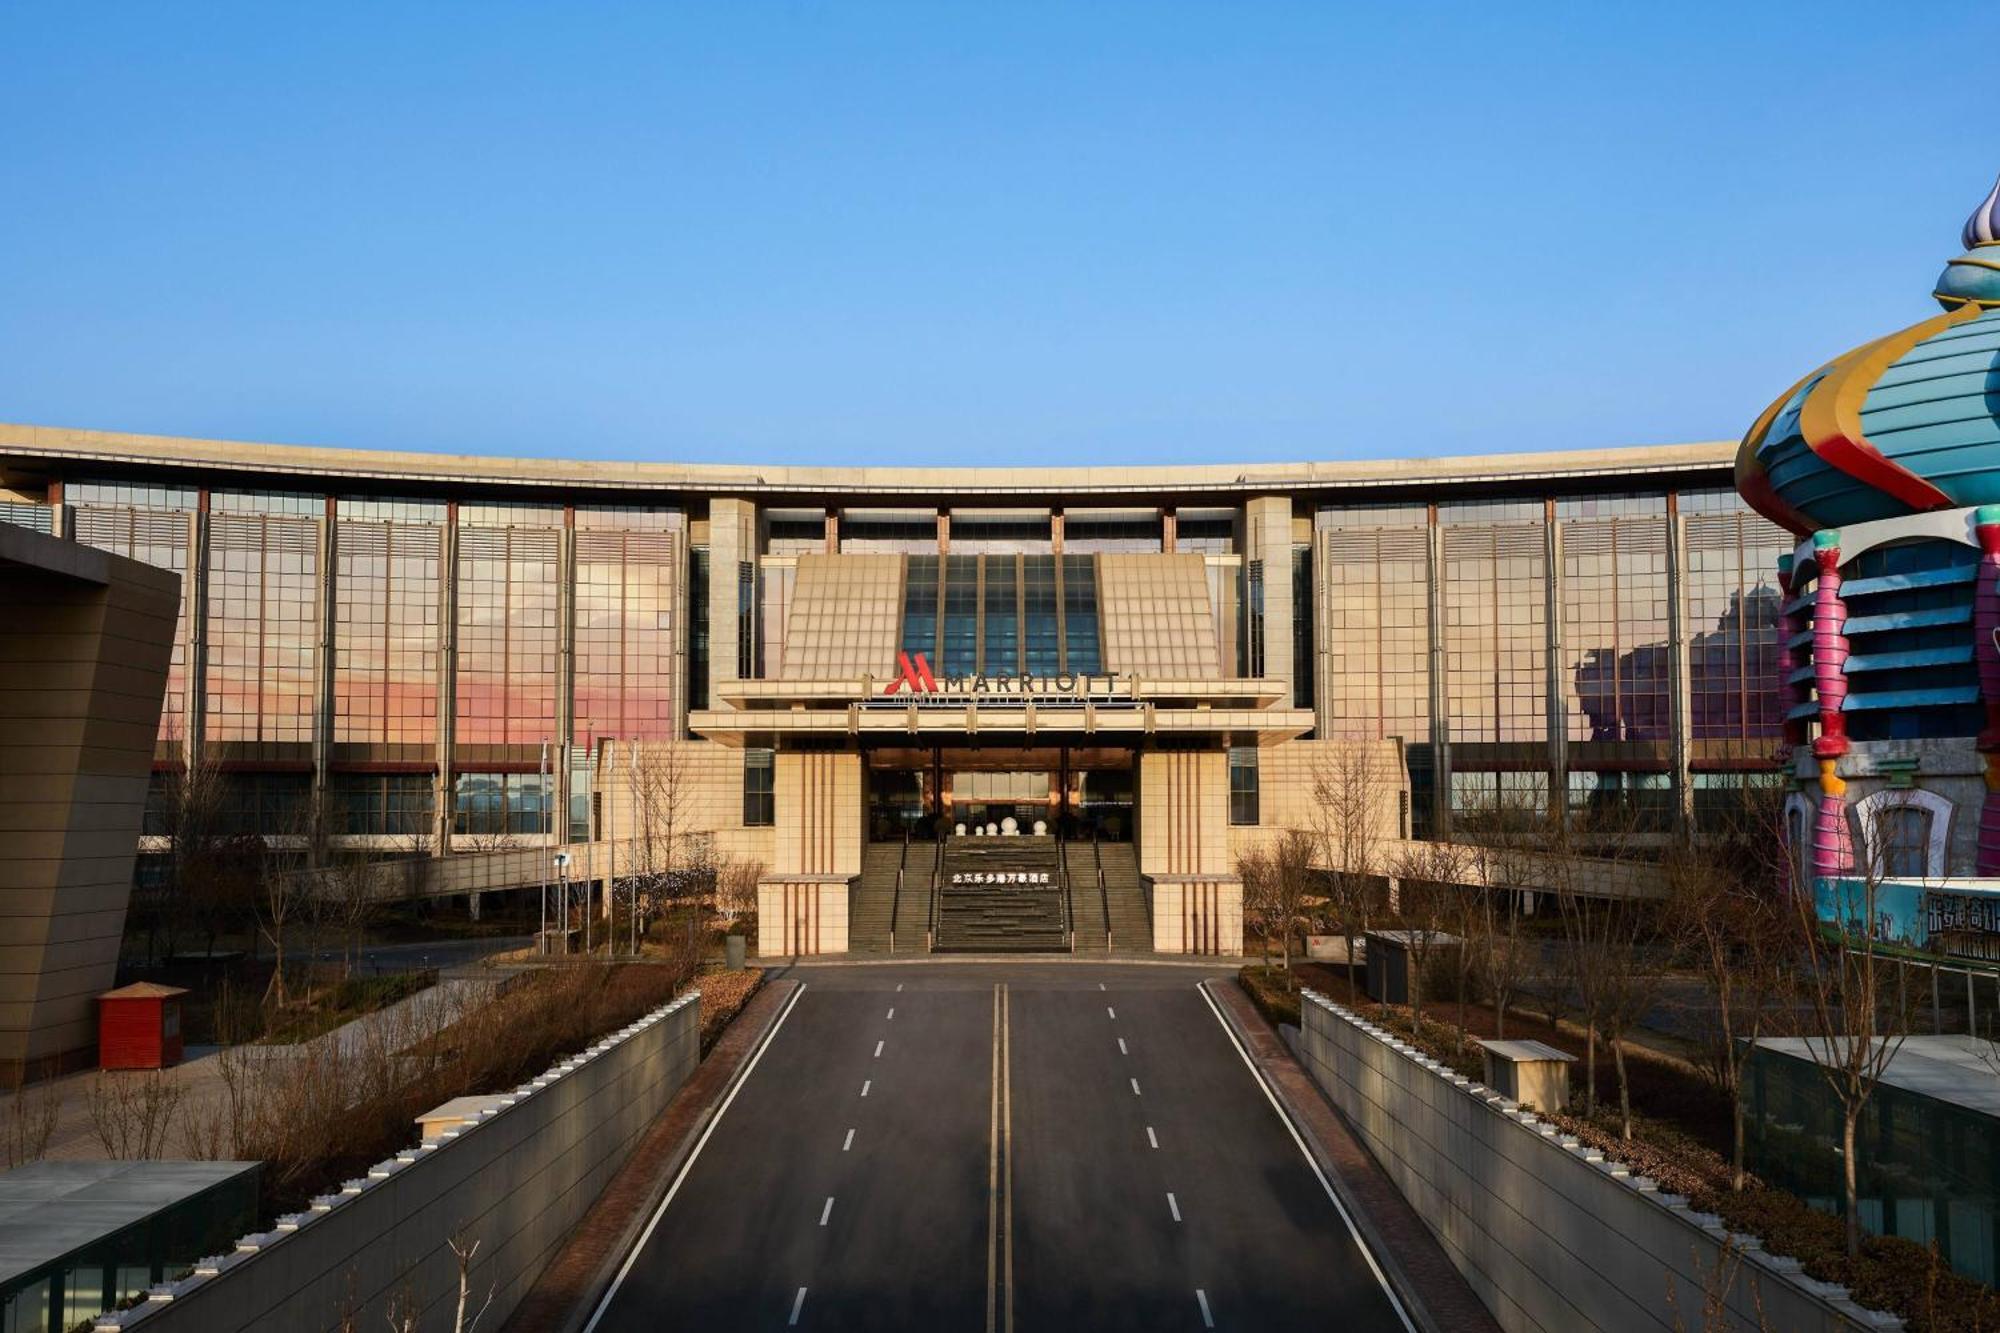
[1583,1021,1598,1118]
[1730,1062,1747,1192]
[1612,1036,1632,1139]
[1843,1107,1862,1258]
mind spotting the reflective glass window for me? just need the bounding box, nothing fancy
[1224,740,1256,824]
[743,749,775,826]
[1061,554,1101,672]
[983,555,1019,675]
[1022,555,1059,674]
[941,555,980,676]
[902,555,940,661]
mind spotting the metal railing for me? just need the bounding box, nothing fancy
[1094,836,1112,951]
[888,831,909,955]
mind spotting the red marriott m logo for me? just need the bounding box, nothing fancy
[883,651,938,695]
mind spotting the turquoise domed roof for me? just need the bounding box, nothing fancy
[1738,176,2000,534]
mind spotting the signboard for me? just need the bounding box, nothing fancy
[874,651,1130,704]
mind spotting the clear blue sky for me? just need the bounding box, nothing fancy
[2,3,1993,468]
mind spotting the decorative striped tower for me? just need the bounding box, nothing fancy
[1975,505,2000,873]
[1809,530,1852,877]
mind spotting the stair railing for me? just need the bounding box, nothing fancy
[888,832,909,955]
[1094,834,1112,951]
[1058,833,1075,952]
[927,835,943,950]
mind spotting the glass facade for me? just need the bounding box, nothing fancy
[39,457,1784,854]
[1321,490,1789,833]
[898,553,1104,677]
[455,515,560,748]
[573,513,680,743]
[334,502,443,747]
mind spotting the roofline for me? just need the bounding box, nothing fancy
[0,420,1738,501]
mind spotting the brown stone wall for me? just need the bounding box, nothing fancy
[0,528,179,1073]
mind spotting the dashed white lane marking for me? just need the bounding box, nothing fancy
[1099,982,1106,991]
[843,1128,855,1151]
[1117,1037,1128,1056]
[861,1079,872,1097]
[790,1287,808,1325]
[874,1039,884,1058]
[820,1197,835,1226]
[887,1007,896,1020]
[1146,1126,1159,1149]
[1106,1006,1117,1020]
[1196,1289,1214,1328]
[896,983,904,992]
[1130,1077,1141,1096]
[1168,1192,1181,1222]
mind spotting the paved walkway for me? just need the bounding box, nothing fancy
[24,975,497,1162]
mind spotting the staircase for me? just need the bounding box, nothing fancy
[848,842,906,955]
[1097,842,1151,952]
[934,836,1068,952]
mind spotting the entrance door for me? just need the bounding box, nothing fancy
[950,770,1053,836]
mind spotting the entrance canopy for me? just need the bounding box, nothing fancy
[689,676,1311,745]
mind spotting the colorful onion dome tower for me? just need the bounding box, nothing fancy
[1736,176,2000,937]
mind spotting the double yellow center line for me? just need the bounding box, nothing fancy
[986,983,1013,1333]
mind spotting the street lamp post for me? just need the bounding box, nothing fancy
[553,851,572,956]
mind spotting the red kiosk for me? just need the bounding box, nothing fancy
[97,983,188,1070]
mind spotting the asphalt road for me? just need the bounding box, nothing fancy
[588,963,1409,1333]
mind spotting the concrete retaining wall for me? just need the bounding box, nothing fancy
[94,991,702,1332]
[1296,991,1895,1333]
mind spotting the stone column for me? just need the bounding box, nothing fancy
[1974,506,2000,873]
[1245,497,1294,691]
[1809,530,1852,878]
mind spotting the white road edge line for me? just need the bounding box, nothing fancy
[820,1197,834,1226]
[1167,1192,1181,1222]
[843,1128,855,1151]
[1146,1125,1159,1149]
[582,982,809,1333]
[1196,1288,1214,1328]
[1195,981,1417,1333]
[790,1286,808,1325]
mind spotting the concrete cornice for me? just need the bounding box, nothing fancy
[0,420,1737,501]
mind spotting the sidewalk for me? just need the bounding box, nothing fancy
[26,974,499,1162]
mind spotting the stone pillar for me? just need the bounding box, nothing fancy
[1245,497,1294,691]
[756,751,860,956]
[1809,531,1852,878]
[707,498,758,694]
[1974,506,2000,873]
[1137,750,1229,878]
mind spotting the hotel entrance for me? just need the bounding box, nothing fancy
[862,746,1136,842]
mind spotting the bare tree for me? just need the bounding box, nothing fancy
[85,1071,185,1158]
[447,1228,496,1332]
[2,1070,60,1168]
[716,856,762,927]
[148,743,248,963]
[1236,844,1279,967]
[626,737,697,955]
[1266,828,1317,988]
[1311,745,1389,999]
[1387,839,1472,1037]
[1667,779,1790,1188]
[1787,835,1916,1257]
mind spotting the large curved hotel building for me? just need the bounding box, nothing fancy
[0,424,1787,965]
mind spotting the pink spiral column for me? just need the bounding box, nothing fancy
[1975,507,2000,873]
[1776,552,1808,748]
[1810,531,1852,878]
